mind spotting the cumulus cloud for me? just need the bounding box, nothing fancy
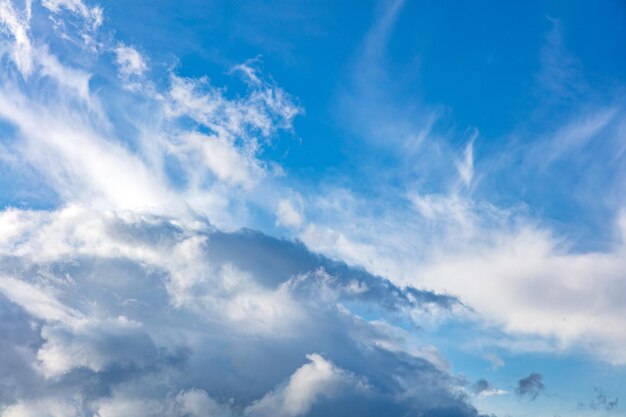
[93,388,235,417]
[245,354,368,417]
[3,396,84,417]
[0,206,481,416]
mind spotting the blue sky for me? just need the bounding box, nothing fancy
[0,1,625,416]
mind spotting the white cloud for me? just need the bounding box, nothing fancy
[479,388,507,398]
[173,389,234,417]
[0,0,34,76]
[0,0,301,230]
[0,205,475,416]
[0,206,305,336]
[276,198,303,229]
[245,354,368,417]
[41,0,103,29]
[455,130,477,188]
[0,88,173,210]
[165,74,299,140]
[36,316,153,378]
[4,2,626,416]
[537,17,584,100]
[301,223,383,274]
[409,192,474,227]
[2,396,83,417]
[290,110,626,363]
[94,389,235,417]
[483,353,504,371]
[0,276,82,325]
[115,44,147,78]
[37,46,91,100]
[178,131,264,188]
[417,227,626,363]
[298,186,626,364]
[532,108,616,166]
[0,2,519,417]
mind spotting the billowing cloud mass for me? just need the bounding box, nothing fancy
[0,206,479,416]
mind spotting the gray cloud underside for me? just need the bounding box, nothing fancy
[0,207,484,417]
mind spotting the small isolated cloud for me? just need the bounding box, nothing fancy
[515,372,545,400]
[471,379,507,397]
[589,387,619,412]
[232,60,263,85]
[471,379,490,395]
[115,45,147,78]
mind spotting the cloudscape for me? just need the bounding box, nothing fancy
[0,1,625,416]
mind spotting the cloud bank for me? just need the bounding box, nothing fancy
[0,206,481,416]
